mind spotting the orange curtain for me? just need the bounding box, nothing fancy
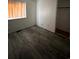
[8,0,26,19]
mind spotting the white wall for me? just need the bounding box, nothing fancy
[8,0,36,33]
[37,0,57,32]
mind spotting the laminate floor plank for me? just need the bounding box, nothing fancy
[8,26,70,59]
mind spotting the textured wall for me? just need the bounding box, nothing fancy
[56,0,70,32]
[57,0,70,7]
[8,0,36,33]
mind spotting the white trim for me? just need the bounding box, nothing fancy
[8,16,26,20]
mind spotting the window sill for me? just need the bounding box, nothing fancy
[8,16,27,20]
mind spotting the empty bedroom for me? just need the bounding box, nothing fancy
[8,0,70,59]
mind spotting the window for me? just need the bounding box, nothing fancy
[8,0,26,20]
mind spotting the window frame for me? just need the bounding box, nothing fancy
[8,0,27,20]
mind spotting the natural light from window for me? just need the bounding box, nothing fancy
[8,0,26,20]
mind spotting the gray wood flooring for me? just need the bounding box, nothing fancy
[8,26,70,59]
